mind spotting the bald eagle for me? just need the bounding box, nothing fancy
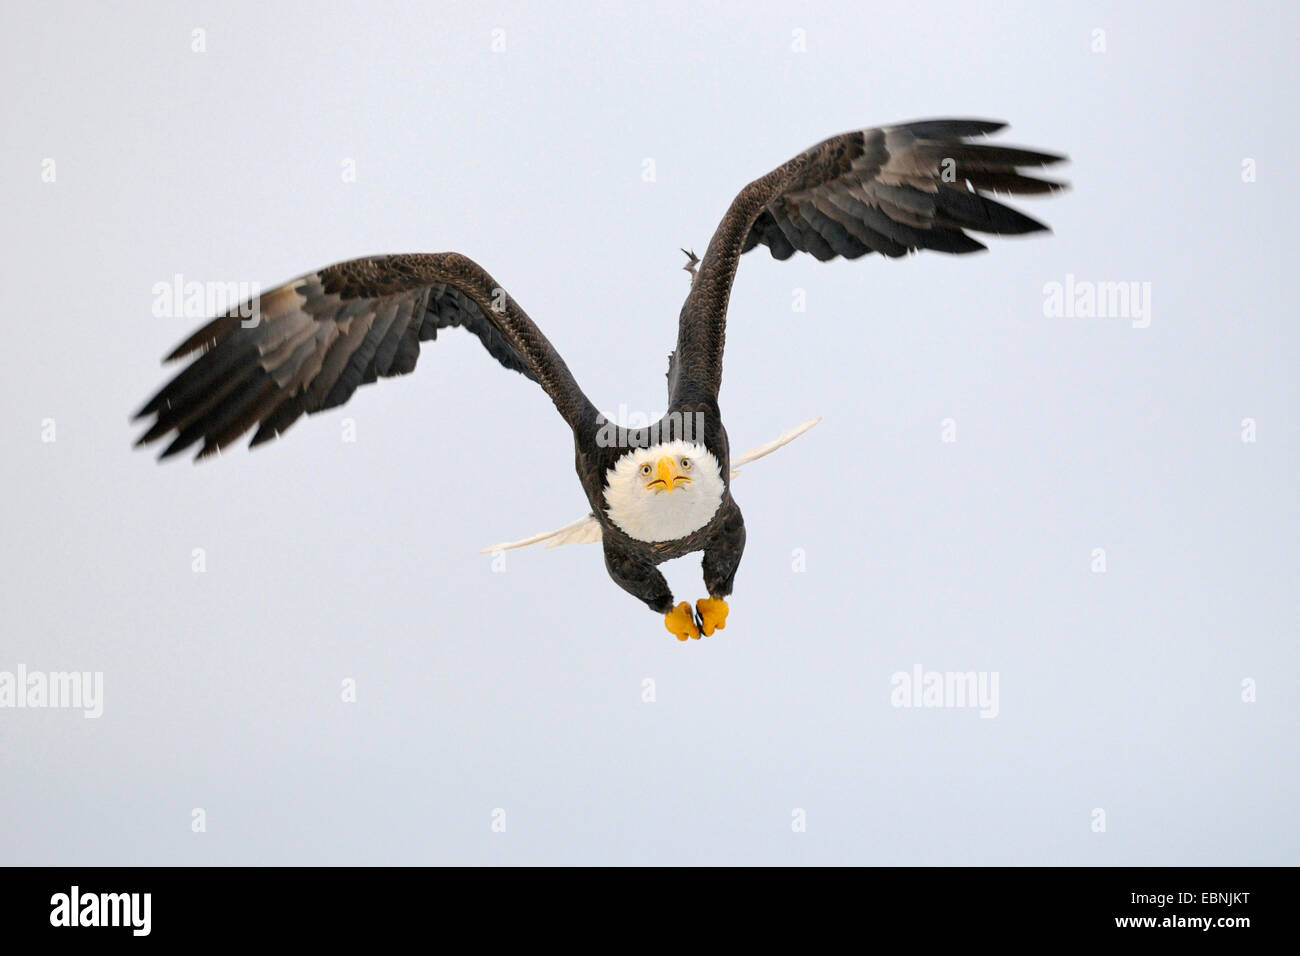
[135,119,1066,640]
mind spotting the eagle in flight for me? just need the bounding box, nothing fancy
[135,119,1066,641]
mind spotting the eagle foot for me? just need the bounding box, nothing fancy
[696,597,729,636]
[665,601,701,641]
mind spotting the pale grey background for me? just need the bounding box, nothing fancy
[1,0,1295,865]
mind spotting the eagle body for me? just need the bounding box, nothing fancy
[572,403,741,614]
[134,118,1066,640]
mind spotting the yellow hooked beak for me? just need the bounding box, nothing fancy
[646,456,691,493]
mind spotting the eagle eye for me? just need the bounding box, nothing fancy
[680,457,691,470]
[640,463,652,476]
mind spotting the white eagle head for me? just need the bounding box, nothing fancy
[602,440,724,543]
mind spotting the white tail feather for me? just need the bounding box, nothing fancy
[479,416,821,553]
[479,512,603,553]
[728,415,822,475]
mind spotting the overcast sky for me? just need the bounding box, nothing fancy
[1,0,1295,864]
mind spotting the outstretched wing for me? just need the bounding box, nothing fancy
[134,252,595,460]
[671,119,1067,401]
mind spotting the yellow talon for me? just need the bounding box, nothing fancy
[664,601,700,641]
[696,597,729,636]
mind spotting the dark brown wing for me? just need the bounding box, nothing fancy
[134,252,595,460]
[670,119,1068,401]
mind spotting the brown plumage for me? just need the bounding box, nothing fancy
[671,119,1066,403]
[136,119,1064,461]
[136,253,594,459]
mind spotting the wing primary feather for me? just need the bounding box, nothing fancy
[674,118,1067,401]
[137,252,596,460]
